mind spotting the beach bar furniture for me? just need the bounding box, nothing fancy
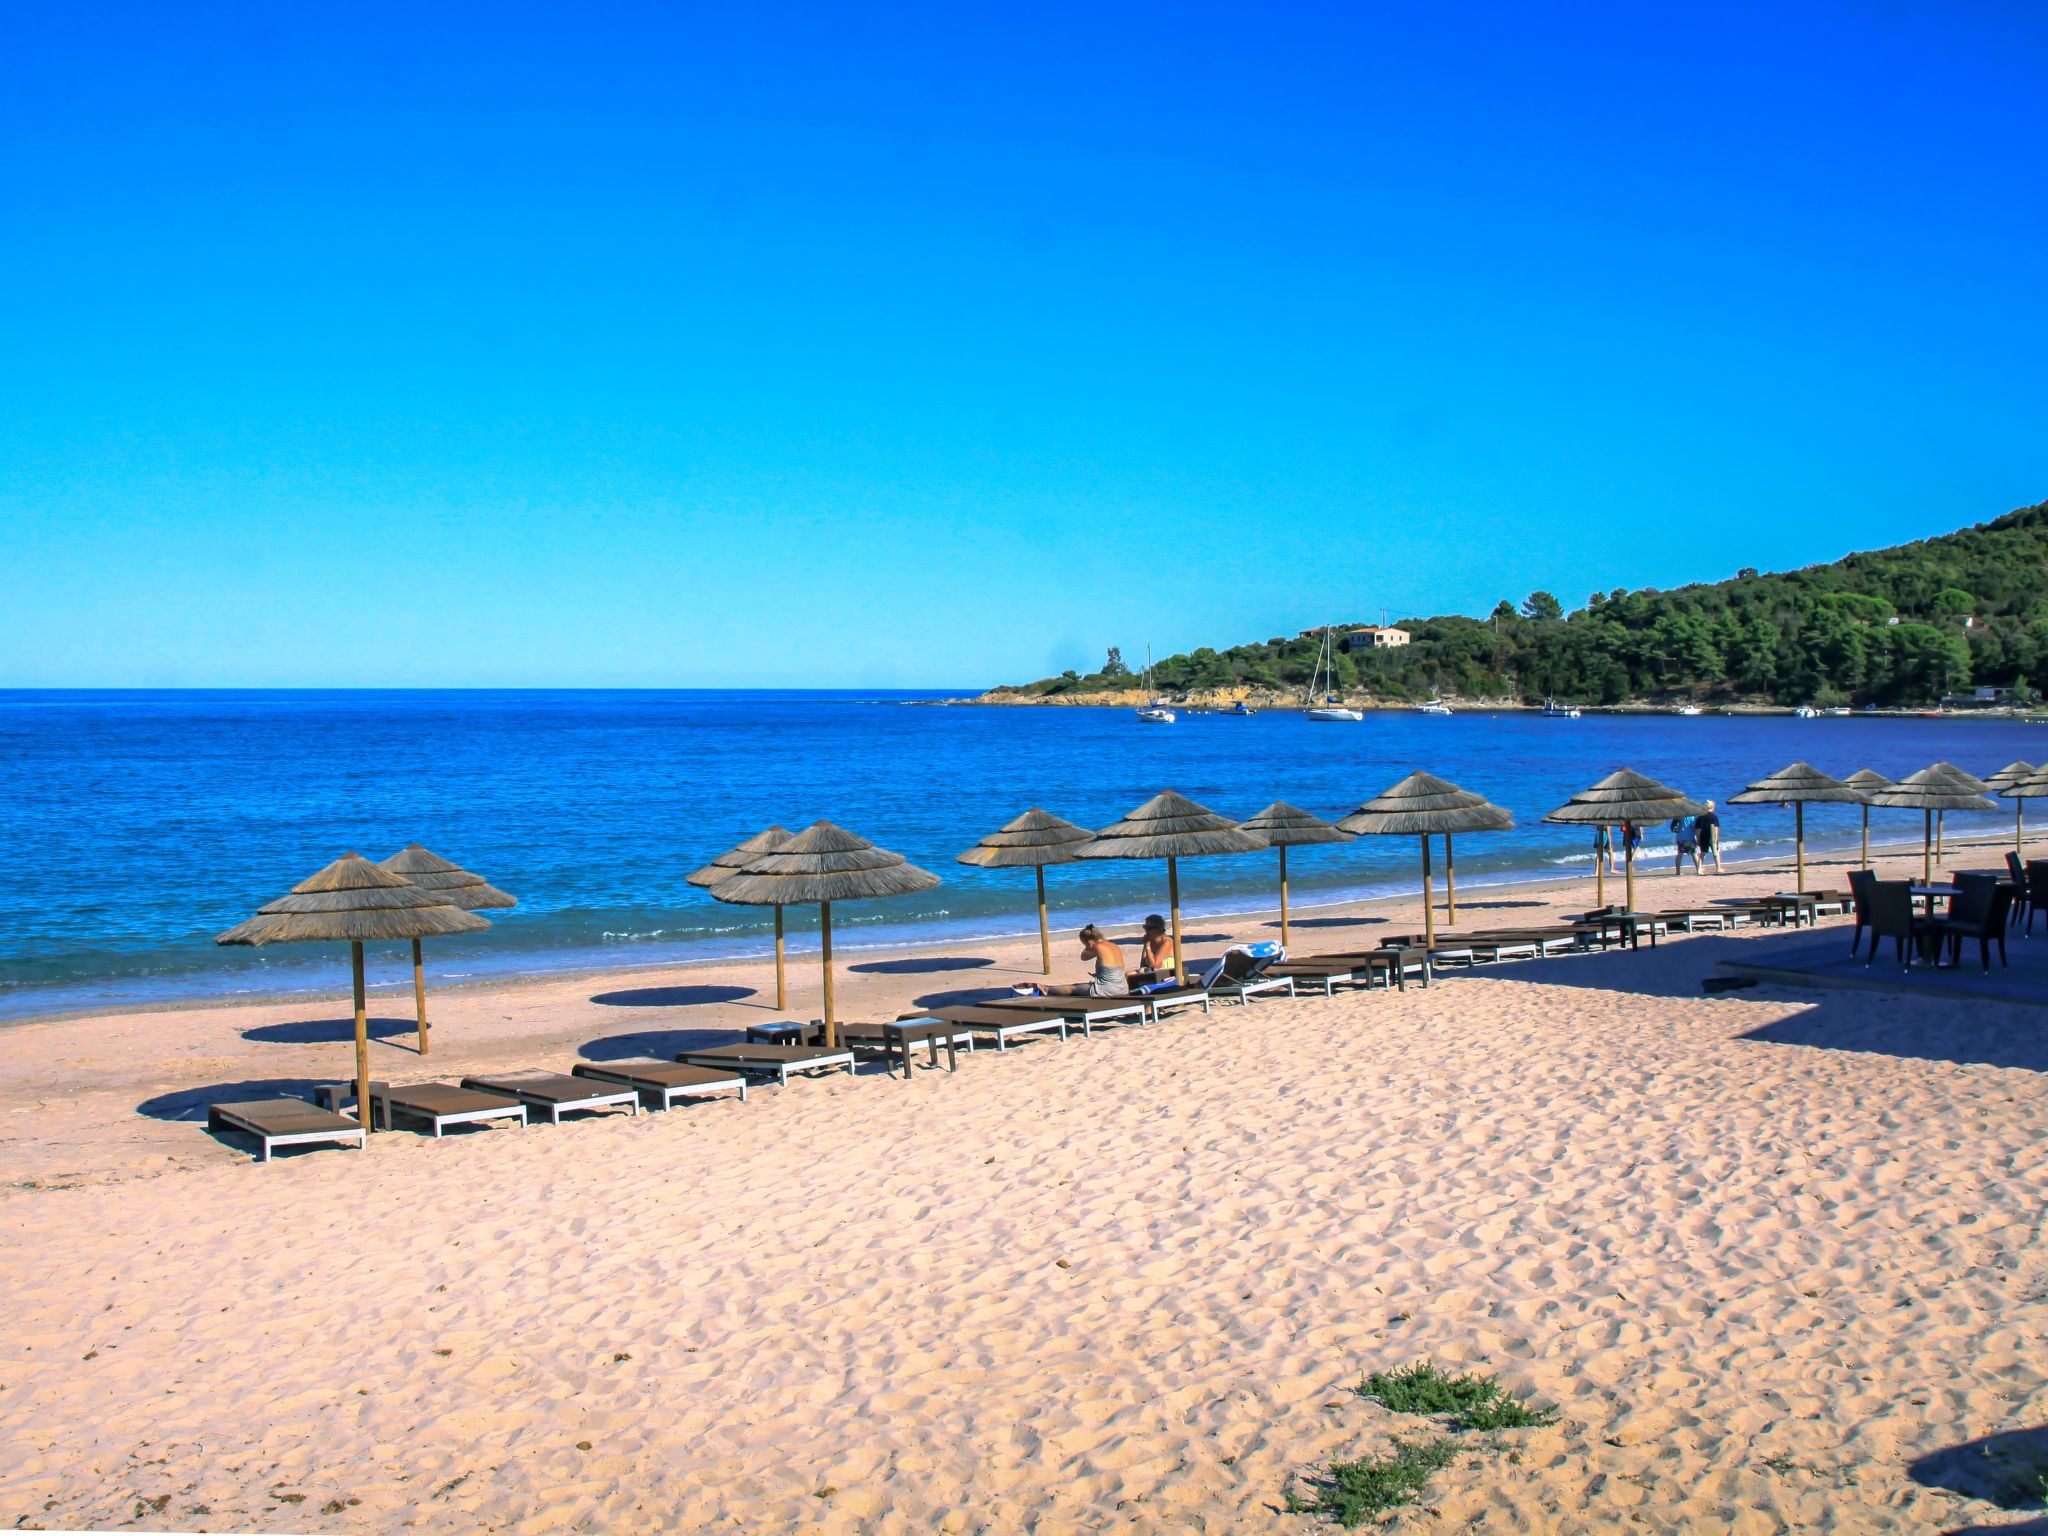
[1337,772,1513,947]
[1726,762,1864,894]
[377,844,517,1057]
[689,827,795,1007]
[207,1098,367,1163]
[1235,803,1354,949]
[675,1042,857,1085]
[925,1004,1075,1049]
[460,1071,640,1123]
[217,853,490,1134]
[572,1060,750,1108]
[708,821,940,1049]
[1543,770,1705,917]
[956,810,1096,974]
[1073,791,1267,982]
[316,1080,529,1136]
[1864,764,1997,886]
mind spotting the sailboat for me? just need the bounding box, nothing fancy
[1303,627,1363,721]
[1134,644,1175,723]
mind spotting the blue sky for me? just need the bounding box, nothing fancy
[3,1,2045,688]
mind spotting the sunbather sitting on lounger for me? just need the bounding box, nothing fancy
[1014,925,1130,997]
[1137,914,1173,973]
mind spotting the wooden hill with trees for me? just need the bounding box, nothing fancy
[984,497,2048,709]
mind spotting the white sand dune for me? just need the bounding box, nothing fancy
[2,843,2045,1533]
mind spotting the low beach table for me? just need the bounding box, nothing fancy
[1296,946,1432,989]
[975,994,1149,1035]
[572,1060,749,1107]
[926,1004,1072,1050]
[1761,894,1820,927]
[675,1043,855,1086]
[208,1098,367,1163]
[316,1080,529,1136]
[460,1071,640,1124]
[843,1016,975,1077]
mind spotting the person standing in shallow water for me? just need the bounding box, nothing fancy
[1015,925,1130,997]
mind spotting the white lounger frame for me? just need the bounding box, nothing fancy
[676,1048,856,1086]
[207,1103,366,1163]
[373,1089,528,1137]
[572,1064,749,1107]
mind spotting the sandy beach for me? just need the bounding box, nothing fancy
[3,837,2045,1533]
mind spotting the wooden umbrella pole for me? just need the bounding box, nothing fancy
[1420,835,1435,949]
[1937,809,1946,863]
[1923,810,1932,886]
[412,937,429,1056]
[1795,802,1805,894]
[1167,857,1185,982]
[1278,846,1290,950]
[2019,799,2026,861]
[774,906,787,1010]
[1861,805,1869,871]
[1624,833,1637,916]
[819,901,835,1049]
[1444,834,1457,925]
[1036,866,1051,975]
[1595,830,1606,908]
[352,941,373,1134]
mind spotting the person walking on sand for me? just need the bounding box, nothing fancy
[1014,925,1129,997]
[1670,815,1694,875]
[1695,800,1723,874]
[1594,825,1613,877]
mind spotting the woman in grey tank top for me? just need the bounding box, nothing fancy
[1013,924,1129,997]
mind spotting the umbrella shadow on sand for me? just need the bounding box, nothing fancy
[590,984,753,1008]
[579,1028,746,1061]
[1260,915,1388,930]
[848,957,993,975]
[137,1078,336,1123]
[243,1015,421,1046]
[1481,934,2048,1073]
[1909,1424,2048,1527]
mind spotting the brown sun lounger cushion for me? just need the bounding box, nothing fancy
[573,1060,749,1106]
[207,1098,367,1163]
[461,1071,626,1105]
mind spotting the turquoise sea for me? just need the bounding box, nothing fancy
[1,689,2038,1021]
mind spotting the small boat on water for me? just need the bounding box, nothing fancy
[1303,627,1363,721]
[1794,705,1821,719]
[1224,701,1256,716]
[1414,698,1453,716]
[1825,706,1852,716]
[1133,645,1176,723]
[1541,698,1581,719]
[1675,704,1703,716]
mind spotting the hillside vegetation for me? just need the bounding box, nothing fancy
[990,498,2048,708]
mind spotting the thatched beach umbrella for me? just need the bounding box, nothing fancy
[1999,766,2048,863]
[1843,769,1893,869]
[956,810,1095,975]
[689,826,795,1007]
[1336,773,1512,948]
[1923,762,1993,863]
[1724,763,1863,894]
[217,853,490,1132]
[377,845,516,1056]
[1073,791,1266,982]
[710,821,939,1048]
[1864,765,1997,884]
[1237,803,1355,949]
[1543,769,1705,917]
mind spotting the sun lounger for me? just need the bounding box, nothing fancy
[207,1098,367,1163]
[926,1004,1072,1049]
[572,1060,749,1108]
[1659,908,1731,932]
[674,1043,855,1085]
[460,1071,640,1124]
[315,1080,529,1136]
[975,994,1148,1036]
